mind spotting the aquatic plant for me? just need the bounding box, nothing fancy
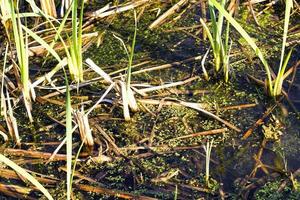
[6,0,32,120]
[114,10,139,120]
[69,0,85,82]
[209,0,293,97]
[273,0,293,96]
[200,0,232,82]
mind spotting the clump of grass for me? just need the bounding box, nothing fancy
[69,0,85,82]
[209,0,293,97]
[200,0,232,82]
[6,0,32,120]
[273,0,293,96]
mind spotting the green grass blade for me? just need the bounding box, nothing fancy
[273,0,293,96]
[21,25,61,62]
[0,154,53,200]
[209,0,273,94]
[274,48,293,96]
[200,18,215,54]
[278,0,293,71]
[64,69,72,200]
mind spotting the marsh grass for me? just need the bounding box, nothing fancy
[7,0,32,120]
[114,10,139,120]
[273,0,293,96]
[69,0,85,82]
[200,0,232,82]
[209,0,293,97]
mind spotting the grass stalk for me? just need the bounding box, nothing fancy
[64,69,73,200]
[201,0,231,81]
[8,0,32,119]
[126,10,137,91]
[273,0,293,96]
[69,0,85,82]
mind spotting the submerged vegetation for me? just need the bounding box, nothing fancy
[0,0,299,199]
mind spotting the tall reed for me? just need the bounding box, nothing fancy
[7,0,32,119]
[273,0,293,96]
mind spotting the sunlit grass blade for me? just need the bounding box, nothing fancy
[273,48,293,96]
[273,0,293,96]
[223,20,231,82]
[69,0,85,82]
[21,25,61,62]
[0,154,53,200]
[200,18,215,53]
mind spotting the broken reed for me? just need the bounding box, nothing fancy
[209,0,293,97]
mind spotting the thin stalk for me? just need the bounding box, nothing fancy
[8,0,33,121]
[126,10,137,91]
[70,0,84,82]
[64,68,72,200]
[223,20,231,82]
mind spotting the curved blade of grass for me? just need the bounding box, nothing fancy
[209,0,273,94]
[21,25,61,62]
[273,0,293,96]
[274,48,293,96]
[0,154,53,200]
[200,18,215,52]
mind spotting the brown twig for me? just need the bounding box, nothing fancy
[242,105,277,140]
